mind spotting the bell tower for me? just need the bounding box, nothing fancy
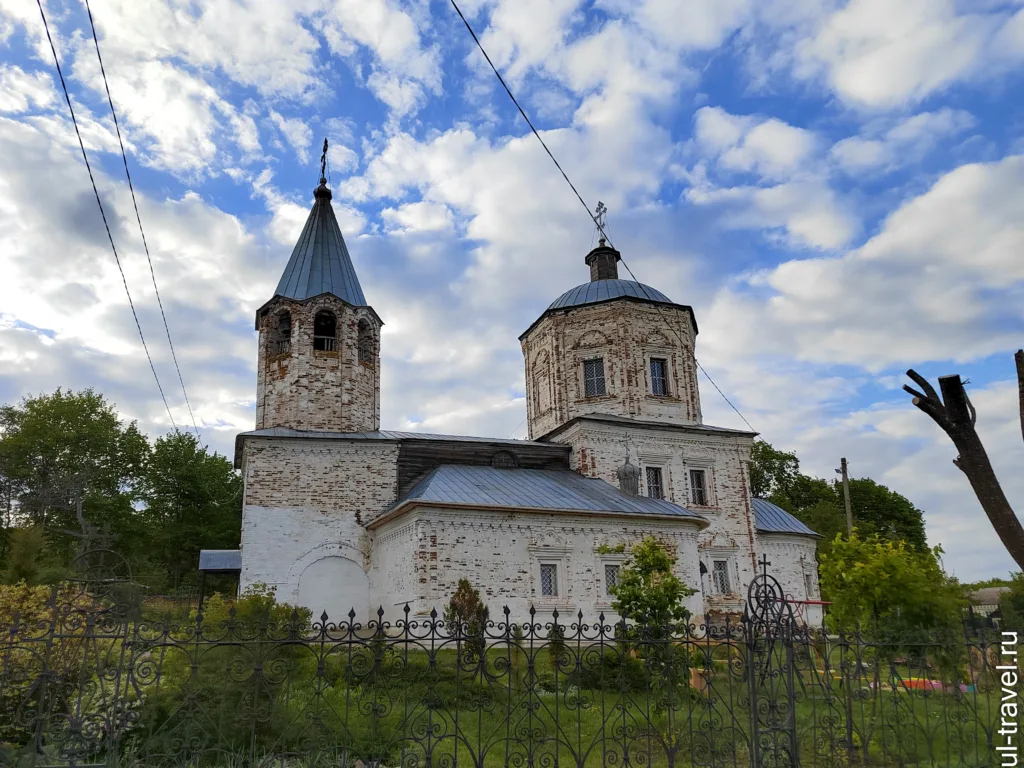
[254,141,382,433]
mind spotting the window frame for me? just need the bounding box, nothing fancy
[529,545,572,606]
[650,357,670,396]
[687,467,712,507]
[603,563,620,596]
[582,357,607,398]
[645,466,665,500]
[540,563,559,597]
[595,550,629,607]
[711,559,732,595]
[312,309,338,352]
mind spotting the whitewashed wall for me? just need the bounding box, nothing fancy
[369,506,706,625]
[756,533,823,626]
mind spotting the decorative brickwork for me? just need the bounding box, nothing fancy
[255,294,381,433]
[521,300,700,439]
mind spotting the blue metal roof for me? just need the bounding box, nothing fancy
[751,498,818,537]
[547,279,672,310]
[273,183,366,306]
[376,464,708,524]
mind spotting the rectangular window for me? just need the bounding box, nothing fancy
[650,358,669,396]
[540,563,559,596]
[804,573,815,599]
[583,358,606,397]
[712,560,731,595]
[689,469,708,506]
[604,564,619,595]
[645,467,664,500]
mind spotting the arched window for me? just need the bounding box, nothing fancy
[357,319,374,365]
[313,310,337,351]
[270,310,291,356]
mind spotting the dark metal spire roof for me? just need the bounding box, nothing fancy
[272,179,367,306]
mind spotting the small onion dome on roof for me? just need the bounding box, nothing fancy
[313,177,332,200]
[616,454,640,497]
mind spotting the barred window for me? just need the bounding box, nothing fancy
[645,467,664,500]
[583,358,606,397]
[540,564,559,596]
[604,564,619,596]
[712,560,731,595]
[650,358,669,396]
[689,469,708,506]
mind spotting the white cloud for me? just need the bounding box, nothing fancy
[0,65,54,113]
[702,154,1024,372]
[830,108,977,174]
[794,0,1023,107]
[270,111,312,164]
[381,201,455,234]
[695,106,818,181]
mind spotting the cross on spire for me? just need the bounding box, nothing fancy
[319,138,328,183]
[594,201,607,245]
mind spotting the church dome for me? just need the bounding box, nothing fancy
[547,279,672,310]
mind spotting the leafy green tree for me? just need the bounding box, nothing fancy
[0,389,149,546]
[1,526,69,585]
[748,441,800,500]
[998,572,1024,630]
[819,533,966,634]
[611,537,695,628]
[749,441,928,554]
[141,431,241,588]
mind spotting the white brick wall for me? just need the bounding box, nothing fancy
[521,299,701,439]
[369,506,705,625]
[239,437,399,619]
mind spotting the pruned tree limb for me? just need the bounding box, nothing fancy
[1016,349,1024,446]
[905,365,1024,571]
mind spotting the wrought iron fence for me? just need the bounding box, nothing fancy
[0,567,1017,767]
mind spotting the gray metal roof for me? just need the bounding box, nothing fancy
[237,426,556,445]
[751,498,818,537]
[198,549,242,572]
[538,412,758,441]
[273,183,366,306]
[376,464,708,525]
[548,279,672,310]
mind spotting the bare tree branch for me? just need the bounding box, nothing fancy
[905,363,1024,571]
[905,369,942,404]
[1016,349,1024,446]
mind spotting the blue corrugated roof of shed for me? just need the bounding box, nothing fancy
[273,184,366,306]
[751,498,818,537]
[198,549,242,571]
[547,279,672,310]
[375,465,708,525]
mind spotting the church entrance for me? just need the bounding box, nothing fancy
[297,556,368,623]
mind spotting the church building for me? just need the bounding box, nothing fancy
[232,171,821,627]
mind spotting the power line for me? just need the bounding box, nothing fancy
[448,0,760,437]
[35,0,178,433]
[82,0,202,443]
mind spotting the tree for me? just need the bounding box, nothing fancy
[0,389,149,544]
[999,573,1024,630]
[611,537,695,628]
[748,441,800,500]
[819,533,965,634]
[141,432,241,588]
[903,356,1024,570]
[443,578,489,659]
[749,441,928,556]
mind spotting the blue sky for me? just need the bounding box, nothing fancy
[1,0,1022,579]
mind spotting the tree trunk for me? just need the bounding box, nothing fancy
[904,369,1024,571]
[1015,349,1024,446]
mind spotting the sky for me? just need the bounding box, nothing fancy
[1,0,1022,581]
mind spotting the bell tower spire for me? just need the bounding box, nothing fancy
[254,139,382,433]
